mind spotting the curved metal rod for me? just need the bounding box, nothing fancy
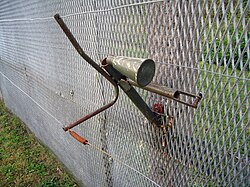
[54,14,117,86]
[63,85,118,131]
[54,14,119,131]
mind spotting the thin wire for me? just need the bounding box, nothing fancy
[89,143,161,187]
[0,71,161,187]
[0,16,52,22]
[162,62,250,81]
[0,0,164,23]
[0,71,63,125]
[0,0,248,82]
[62,0,164,18]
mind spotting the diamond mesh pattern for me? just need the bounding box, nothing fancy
[0,0,249,186]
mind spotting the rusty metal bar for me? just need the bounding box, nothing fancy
[127,80,180,99]
[54,13,201,132]
[54,14,117,88]
[54,14,119,131]
[128,80,202,108]
[62,91,119,131]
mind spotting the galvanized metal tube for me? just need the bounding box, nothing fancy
[106,56,155,87]
[102,62,162,127]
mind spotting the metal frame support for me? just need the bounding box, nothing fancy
[54,13,202,144]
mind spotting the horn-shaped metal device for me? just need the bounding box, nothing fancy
[54,14,202,144]
[106,56,155,87]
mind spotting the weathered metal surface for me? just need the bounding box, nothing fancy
[106,56,155,87]
[128,80,202,108]
[54,14,119,131]
[102,60,162,127]
[0,1,248,186]
[69,130,89,145]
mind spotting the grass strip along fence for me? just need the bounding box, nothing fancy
[0,99,78,187]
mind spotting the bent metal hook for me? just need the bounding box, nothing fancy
[54,14,119,143]
[54,14,202,145]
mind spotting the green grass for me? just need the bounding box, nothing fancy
[0,100,78,187]
[196,62,249,151]
[196,2,249,178]
[191,62,249,184]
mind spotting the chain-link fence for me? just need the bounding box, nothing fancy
[0,0,249,186]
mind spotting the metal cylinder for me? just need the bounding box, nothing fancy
[106,56,155,87]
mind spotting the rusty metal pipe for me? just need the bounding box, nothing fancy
[128,80,202,108]
[54,14,116,87]
[127,80,180,99]
[62,89,118,131]
[54,14,119,131]
[172,92,202,108]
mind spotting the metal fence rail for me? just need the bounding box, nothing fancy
[0,0,249,186]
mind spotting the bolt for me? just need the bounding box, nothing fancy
[108,157,113,162]
[156,167,166,176]
[70,90,74,96]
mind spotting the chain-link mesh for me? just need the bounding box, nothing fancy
[0,0,249,186]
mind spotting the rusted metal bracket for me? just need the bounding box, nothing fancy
[101,59,162,127]
[152,103,173,148]
[54,14,202,144]
[54,14,119,133]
